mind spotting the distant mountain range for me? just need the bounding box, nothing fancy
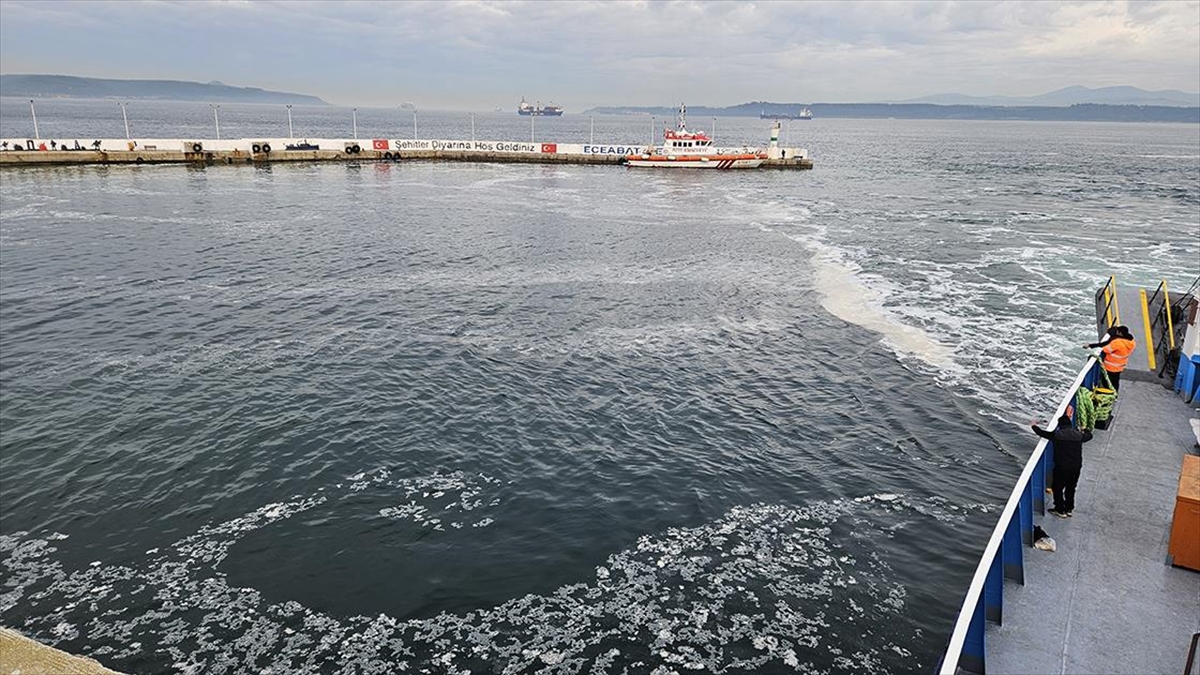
[0,75,328,105]
[587,102,1198,124]
[585,85,1200,122]
[900,85,1199,108]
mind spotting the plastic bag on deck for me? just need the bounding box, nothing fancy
[1033,525,1056,552]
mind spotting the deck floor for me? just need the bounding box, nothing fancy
[987,378,1200,675]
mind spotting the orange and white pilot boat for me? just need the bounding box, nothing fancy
[625,104,767,169]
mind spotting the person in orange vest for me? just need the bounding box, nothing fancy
[1083,325,1136,391]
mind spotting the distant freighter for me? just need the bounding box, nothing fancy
[518,98,563,116]
[760,107,813,120]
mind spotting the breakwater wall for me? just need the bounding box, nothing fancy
[0,137,813,169]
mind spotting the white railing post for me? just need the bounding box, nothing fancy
[120,102,130,139]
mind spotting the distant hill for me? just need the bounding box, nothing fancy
[901,85,1199,108]
[584,101,1199,123]
[0,74,328,105]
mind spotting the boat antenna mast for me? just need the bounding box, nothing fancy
[677,103,687,131]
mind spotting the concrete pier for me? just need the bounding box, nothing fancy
[0,137,813,170]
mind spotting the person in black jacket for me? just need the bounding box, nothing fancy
[1031,415,1094,518]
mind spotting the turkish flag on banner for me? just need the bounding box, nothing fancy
[372,139,389,150]
[541,143,557,153]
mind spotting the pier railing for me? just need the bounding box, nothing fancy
[937,356,1102,675]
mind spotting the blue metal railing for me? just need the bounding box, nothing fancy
[938,356,1103,675]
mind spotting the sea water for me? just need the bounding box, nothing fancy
[1,99,1197,673]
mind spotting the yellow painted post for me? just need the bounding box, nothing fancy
[1111,277,1120,326]
[1103,278,1115,328]
[1163,280,1175,349]
[1139,288,1156,371]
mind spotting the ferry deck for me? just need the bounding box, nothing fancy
[941,277,1200,675]
[987,375,1199,674]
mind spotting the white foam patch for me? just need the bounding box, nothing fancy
[373,470,502,530]
[809,245,958,369]
[757,217,958,371]
[0,484,963,673]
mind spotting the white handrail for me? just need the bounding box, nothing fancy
[938,357,1095,674]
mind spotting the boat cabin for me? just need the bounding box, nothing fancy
[660,104,716,155]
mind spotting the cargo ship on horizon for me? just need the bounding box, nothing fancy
[518,97,563,116]
[760,106,813,120]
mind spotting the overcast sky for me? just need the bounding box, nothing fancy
[1,0,1197,109]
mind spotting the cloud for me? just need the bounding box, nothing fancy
[1,0,1196,109]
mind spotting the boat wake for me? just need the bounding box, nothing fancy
[808,241,958,370]
[754,220,959,372]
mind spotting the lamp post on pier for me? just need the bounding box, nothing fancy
[352,108,358,140]
[590,115,594,144]
[530,113,535,143]
[119,102,130,139]
[29,100,39,139]
[287,105,294,139]
[712,116,716,142]
[400,104,417,139]
[211,104,221,140]
[470,113,475,142]
[650,116,655,146]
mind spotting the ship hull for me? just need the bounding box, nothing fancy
[518,110,564,117]
[624,154,766,169]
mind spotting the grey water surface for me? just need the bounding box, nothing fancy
[1,99,1197,674]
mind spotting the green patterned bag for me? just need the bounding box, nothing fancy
[1074,386,1097,431]
[1091,362,1117,427]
